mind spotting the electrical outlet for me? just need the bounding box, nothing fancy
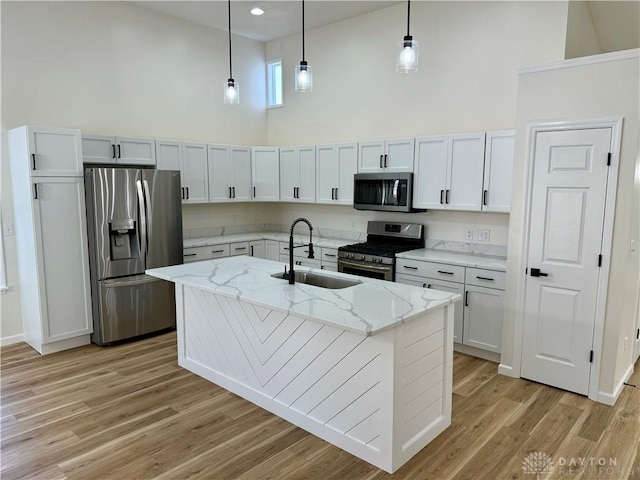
[464,229,473,241]
[478,229,490,242]
[3,224,14,236]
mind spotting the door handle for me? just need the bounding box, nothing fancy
[440,190,444,205]
[530,268,548,277]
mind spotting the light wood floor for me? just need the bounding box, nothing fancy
[1,331,639,480]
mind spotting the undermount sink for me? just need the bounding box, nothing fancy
[271,271,362,289]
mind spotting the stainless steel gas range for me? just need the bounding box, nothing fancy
[337,221,424,282]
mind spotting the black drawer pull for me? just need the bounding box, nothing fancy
[403,265,418,270]
[437,270,454,275]
[212,249,225,254]
[32,153,36,170]
[476,276,494,281]
[324,254,336,257]
[184,253,197,257]
[235,247,247,251]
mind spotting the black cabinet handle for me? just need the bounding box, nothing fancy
[334,188,338,200]
[476,276,494,281]
[379,154,383,168]
[465,291,469,307]
[181,187,184,200]
[437,270,454,275]
[31,153,36,170]
[33,183,38,199]
[384,154,388,168]
[112,144,116,159]
[483,189,488,206]
[440,190,444,205]
[324,253,336,257]
[253,186,256,197]
[530,268,548,277]
[184,253,197,257]
[212,249,225,253]
[229,187,232,199]
[331,188,335,200]
[186,187,190,199]
[232,186,236,198]
[117,144,121,159]
[403,265,418,270]
[445,189,450,204]
[250,246,254,256]
[235,247,246,251]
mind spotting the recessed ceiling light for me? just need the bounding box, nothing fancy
[250,7,264,16]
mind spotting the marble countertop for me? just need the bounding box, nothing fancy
[147,256,460,337]
[183,232,351,250]
[396,249,507,271]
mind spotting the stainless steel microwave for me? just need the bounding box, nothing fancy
[353,172,422,212]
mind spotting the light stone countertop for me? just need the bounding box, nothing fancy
[396,249,507,271]
[147,256,460,337]
[183,232,351,250]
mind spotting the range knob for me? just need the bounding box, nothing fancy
[360,255,366,261]
[377,257,383,263]
[349,253,355,259]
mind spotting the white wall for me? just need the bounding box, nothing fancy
[502,52,640,397]
[565,1,603,59]
[266,1,568,144]
[0,1,268,341]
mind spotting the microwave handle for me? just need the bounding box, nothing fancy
[393,179,399,205]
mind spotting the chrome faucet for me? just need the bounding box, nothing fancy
[285,217,314,285]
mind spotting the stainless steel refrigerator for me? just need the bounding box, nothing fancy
[84,167,183,345]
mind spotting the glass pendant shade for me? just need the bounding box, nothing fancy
[295,61,313,92]
[224,79,239,104]
[397,35,419,73]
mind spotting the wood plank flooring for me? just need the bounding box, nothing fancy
[1,332,639,479]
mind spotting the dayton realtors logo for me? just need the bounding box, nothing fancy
[522,451,554,479]
[522,451,623,478]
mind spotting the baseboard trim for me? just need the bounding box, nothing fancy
[1,334,25,346]
[498,364,518,378]
[453,343,500,363]
[597,364,634,406]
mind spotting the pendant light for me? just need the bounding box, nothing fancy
[224,0,239,104]
[396,0,419,73]
[294,0,313,92]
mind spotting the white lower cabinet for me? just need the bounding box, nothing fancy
[396,258,505,358]
[250,240,265,259]
[265,240,280,261]
[183,244,230,263]
[320,247,338,271]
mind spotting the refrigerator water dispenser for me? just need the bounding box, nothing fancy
[109,218,137,260]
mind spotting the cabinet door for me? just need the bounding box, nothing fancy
[447,133,485,211]
[385,137,414,172]
[425,279,464,344]
[280,147,298,202]
[229,241,250,256]
[182,143,209,203]
[320,247,338,270]
[155,140,182,171]
[116,136,156,166]
[82,134,116,166]
[413,136,448,209]
[336,143,357,205]
[208,145,231,203]
[298,146,316,203]
[252,147,280,201]
[28,127,83,176]
[482,130,514,213]
[463,285,504,353]
[357,141,385,173]
[230,147,252,201]
[265,240,280,261]
[316,145,337,204]
[32,177,92,342]
[250,240,265,259]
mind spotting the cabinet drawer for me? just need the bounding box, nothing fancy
[320,247,338,266]
[465,267,506,290]
[229,241,250,256]
[397,259,465,283]
[183,244,230,262]
[279,254,321,269]
[280,241,312,256]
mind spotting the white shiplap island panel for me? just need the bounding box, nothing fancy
[147,256,458,473]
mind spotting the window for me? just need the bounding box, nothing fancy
[267,59,283,108]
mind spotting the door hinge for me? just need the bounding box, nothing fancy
[598,254,602,267]
[589,350,594,363]
[607,152,611,166]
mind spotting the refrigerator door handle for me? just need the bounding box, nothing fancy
[143,179,152,255]
[136,179,148,261]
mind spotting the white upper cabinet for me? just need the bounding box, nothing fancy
[482,130,515,213]
[156,140,181,171]
[181,143,209,203]
[208,145,251,203]
[358,137,414,173]
[82,134,155,166]
[316,143,357,205]
[413,133,485,211]
[25,126,83,177]
[252,147,280,201]
[280,146,315,203]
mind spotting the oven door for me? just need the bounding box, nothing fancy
[338,258,394,282]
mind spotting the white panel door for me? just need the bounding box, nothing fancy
[521,127,612,395]
[252,147,279,201]
[155,140,182,171]
[413,136,448,210]
[182,143,209,203]
[82,134,116,166]
[447,133,485,211]
[208,145,231,202]
[316,145,337,204]
[385,137,414,173]
[463,285,503,353]
[358,141,385,173]
[280,147,298,202]
[298,146,316,203]
[336,143,357,205]
[116,136,156,166]
[230,147,252,201]
[32,177,92,342]
[29,127,83,176]
[482,130,515,213]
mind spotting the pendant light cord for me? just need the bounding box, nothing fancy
[406,0,411,36]
[228,0,233,78]
[302,0,306,61]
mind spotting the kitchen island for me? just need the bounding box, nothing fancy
[147,256,459,473]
